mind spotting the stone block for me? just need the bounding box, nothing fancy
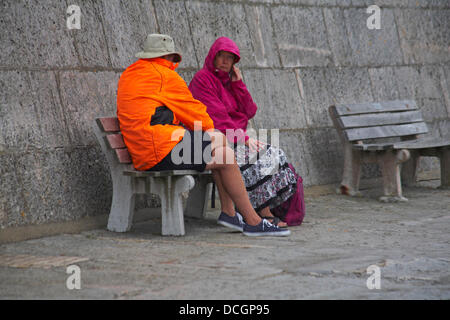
[417,66,447,100]
[272,6,333,67]
[0,71,71,150]
[12,147,111,227]
[153,0,199,69]
[419,98,447,122]
[393,66,421,99]
[343,8,403,66]
[242,69,308,130]
[351,0,449,8]
[350,0,402,6]
[58,71,121,146]
[369,65,449,121]
[68,0,111,68]
[429,0,450,8]
[368,67,402,101]
[280,129,343,187]
[185,1,256,68]
[434,119,450,138]
[414,65,448,122]
[278,0,340,5]
[430,9,450,51]
[244,5,280,67]
[395,8,450,64]
[244,0,277,3]
[98,0,158,69]
[277,131,310,186]
[0,0,79,68]
[439,65,450,116]
[0,154,25,229]
[323,67,374,105]
[296,68,334,127]
[177,70,197,86]
[323,8,353,67]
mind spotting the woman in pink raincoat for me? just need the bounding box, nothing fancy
[189,37,305,227]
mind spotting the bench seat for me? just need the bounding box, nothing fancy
[352,138,450,151]
[93,116,213,235]
[329,100,450,202]
[123,169,212,178]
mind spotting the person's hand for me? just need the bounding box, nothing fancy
[245,138,265,152]
[231,65,242,82]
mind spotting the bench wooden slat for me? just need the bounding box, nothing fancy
[353,143,394,151]
[338,110,424,129]
[115,148,132,164]
[123,169,212,177]
[344,122,429,141]
[97,117,120,132]
[394,138,450,150]
[105,133,126,149]
[334,100,417,116]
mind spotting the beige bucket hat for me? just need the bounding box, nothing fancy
[135,34,182,62]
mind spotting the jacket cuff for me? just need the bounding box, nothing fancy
[231,79,245,87]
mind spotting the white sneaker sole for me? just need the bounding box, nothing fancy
[217,220,244,232]
[243,229,291,237]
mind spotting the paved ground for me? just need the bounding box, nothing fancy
[1,181,449,300]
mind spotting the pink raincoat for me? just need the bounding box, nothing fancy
[189,37,305,226]
[189,37,257,144]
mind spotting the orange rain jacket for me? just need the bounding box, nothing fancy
[117,58,214,171]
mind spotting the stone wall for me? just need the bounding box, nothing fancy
[1,0,449,229]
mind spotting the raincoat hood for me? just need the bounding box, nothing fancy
[204,37,240,82]
[189,37,257,145]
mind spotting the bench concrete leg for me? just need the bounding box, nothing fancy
[185,176,213,219]
[107,176,136,232]
[439,147,450,189]
[401,150,420,187]
[379,149,410,203]
[338,145,362,196]
[154,175,195,236]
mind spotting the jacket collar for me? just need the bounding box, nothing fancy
[142,57,179,70]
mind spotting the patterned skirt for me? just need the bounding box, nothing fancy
[234,144,298,212]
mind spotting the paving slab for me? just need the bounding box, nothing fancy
[0,182,449,300]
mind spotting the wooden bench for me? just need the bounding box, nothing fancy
[329,100,450,202]
[92,117,214,235]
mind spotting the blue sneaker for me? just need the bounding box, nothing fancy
[217,211,244,232]
[243,219,291,237]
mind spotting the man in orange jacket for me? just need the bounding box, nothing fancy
[117,34,290,237]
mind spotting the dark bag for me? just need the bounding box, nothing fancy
[272,163,305,226]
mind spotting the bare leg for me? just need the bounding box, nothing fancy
[206,152,261,226]
[205,131,261,226]
[212,169,235,216]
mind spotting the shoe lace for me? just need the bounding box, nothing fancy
[236,212,244,225]
[262,219,275,230]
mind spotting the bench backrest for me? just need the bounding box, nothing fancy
[329,100,428,142]
[95,117,132,164]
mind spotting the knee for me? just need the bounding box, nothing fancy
[212,145,236,165]
[208,131,228,148]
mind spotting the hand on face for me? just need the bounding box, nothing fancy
[231,65,242,82]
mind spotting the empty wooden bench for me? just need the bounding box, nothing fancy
[92,117,213,235]
[329,100,450,202]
